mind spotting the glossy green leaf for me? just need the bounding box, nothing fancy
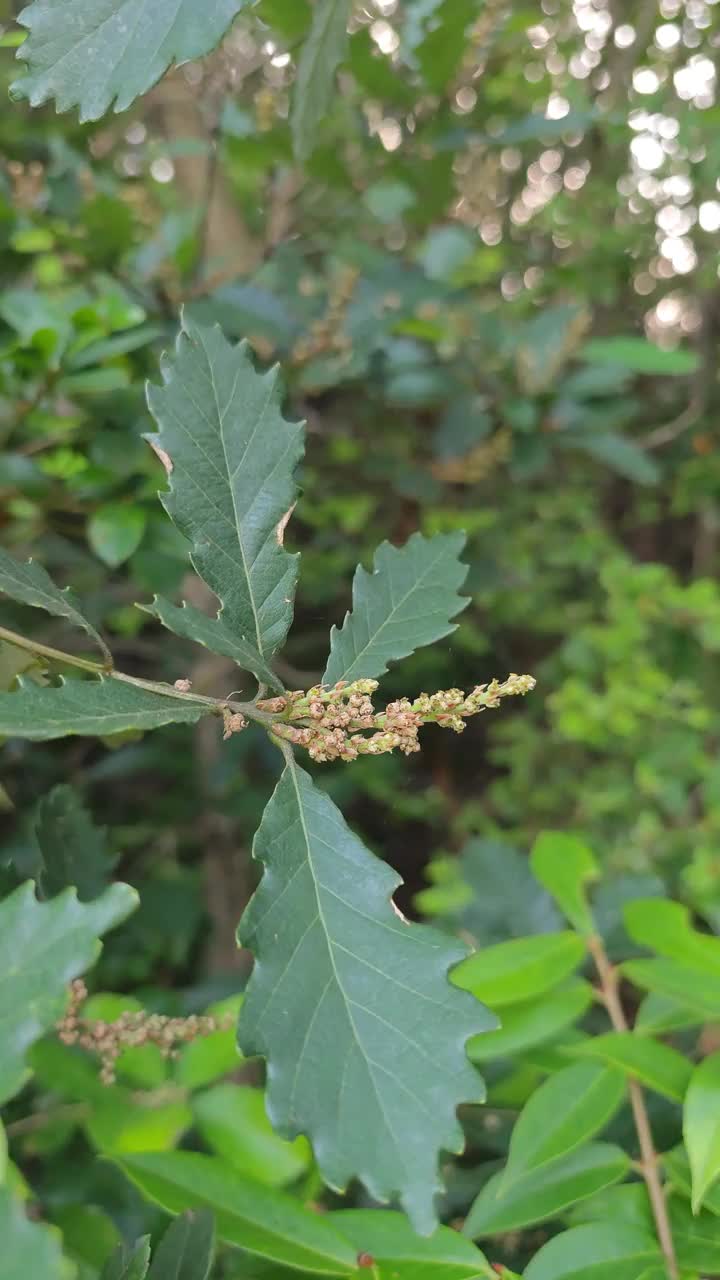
[323,532,468,686]
[624,899,720,977]
[684,1052,720,1212]
[291,0,351,163]
[192,1084,310,1187]
[35,784,115,901]
[502,1062,625,1184]
[0,675,209,740]
[0,547,109,663]
[0,1187,69,1280]
[523,1223,661,1280]
[145,597,282,692]
[329,1210,489,1280]
[453,932,585,1007]
[102,1238,151,1280]
[12,0,246,121]
[148,1211,214,1280]
[118,1151,359,1275]
[463,1143,629,1238]
[567,1031,692,1102]
[0,880,137,1103]
[467,981,593,1063]
[238,761,492,1233]
[530,832,599,935]
[88,504,146,568]
[623,958,720,1018]
[146,314,304,680]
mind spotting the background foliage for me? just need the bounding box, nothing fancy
[2,0,720,1275]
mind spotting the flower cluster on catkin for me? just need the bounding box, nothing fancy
[57,979,234,1084]
[259,673,536,763]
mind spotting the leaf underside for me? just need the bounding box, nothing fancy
[323,531,469,686]
[146,314,304,684]
[12,0,246,121]
[145,597,282,693]
[0,880,138,1104]
[237,763,493,1233]
[0,676,209,740]
[0,546,109,662]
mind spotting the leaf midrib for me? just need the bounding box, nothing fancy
[286,760,412,1177]
[333,539,455,682]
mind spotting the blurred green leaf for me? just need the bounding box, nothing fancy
[464,1143,630,1238]
[523,1223,661,1280]
[454,932,585,1007]
[88,504,147,568]
[118,1151,359,1275]
[291,0,351,163]
[684,1052,720,1213]
[0,880,137,1103]
[530,833,599,935]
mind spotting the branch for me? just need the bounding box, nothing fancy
[587,933,678,1280]
[0,624,274,727]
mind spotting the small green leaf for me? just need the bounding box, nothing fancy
[580,336,698,375]
[291,0,351,163]
[12,0,246,121]
[453,932,585,1007]
[664,1145,720,1218]
[567,1031,692,1102]
[624,899,720,977]
[35,784,115,901]
[523,1223,661,1280]
[0,881,137,1104]
[464,1143,630,1238]
[329,1210,490,1279]
[623,958,720,1018]
[118,1151,359,1275]
[530,832,599,935]
[88,504,146,568]
[148,1211,215,1280]
[238,762,492,1234]
[101,1238,151,1280]
[684,1052,720,1213]
[0,675,209,740]
[323,532,469,686]
[192,1085,309,1187]
[173,995,243,1089]
[144,597,282,693]
[146,314,304,665]
[502,1062,625,1185]
[0,547,110,664]
[467,981,593,1063]
[561,432,660,486]
[0,1187,69,1280]
[636,992,703,1035]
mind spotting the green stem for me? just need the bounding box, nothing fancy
[588,933,678,1280]
[0,624,274,726]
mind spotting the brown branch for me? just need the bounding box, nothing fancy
[587,934,678,1280]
